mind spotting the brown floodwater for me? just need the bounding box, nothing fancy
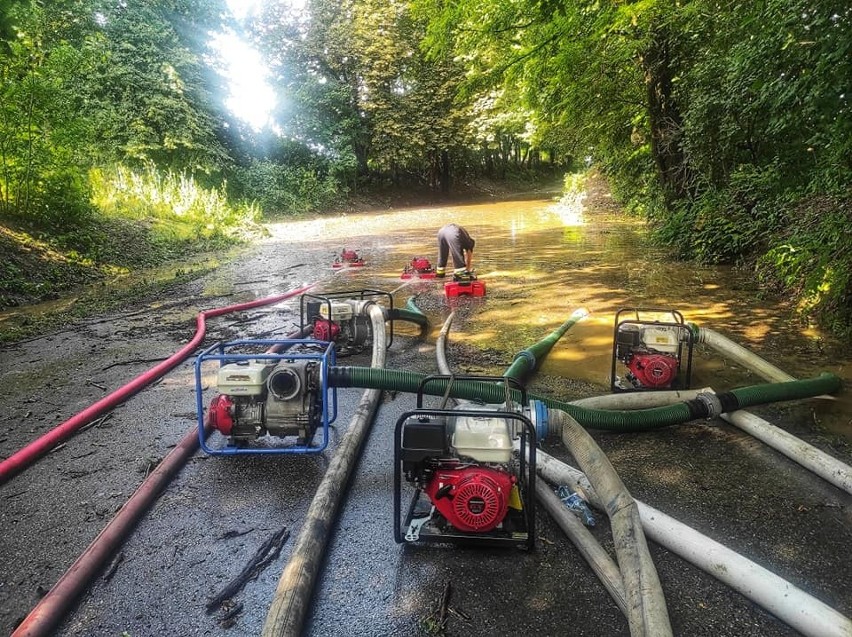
[265,184,850,440]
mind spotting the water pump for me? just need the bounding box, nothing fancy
[610,308,694,391]
[401,256,437,279]
[300,290,393,356]
[332,248,364,269]
[393,376,536,550]
[194,338,337,455]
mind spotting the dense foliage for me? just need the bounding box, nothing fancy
[1,0,849,331]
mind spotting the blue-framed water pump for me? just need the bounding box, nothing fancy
[194,338,337,455]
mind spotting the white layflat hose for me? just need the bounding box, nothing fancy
[549,409,673,637]
[696,327,795,383]
[570,388,709,410]
[697,329,848,493]
[694,330,850,493]
[535,449,852,637]
[720,408,852,494]
[535,480,628,617]
[436,311,456,377]
[263,304,387,637]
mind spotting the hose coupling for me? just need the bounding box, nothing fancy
[512,350,537,367]
[529,399,549,441]
[351,299,377,316]
[695,391,724,419]
[688,323,705,343]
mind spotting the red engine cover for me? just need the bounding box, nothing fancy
[444,280,486,298]
[206,395,234,435]
[628,352,679,388]
[401,257,436,279]
[425,466,514,533]
[313,319,341,342]
[411,257,432,271]
[333,249,364,268]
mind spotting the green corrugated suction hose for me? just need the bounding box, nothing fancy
[328,367,841,432]
[386,297,428,329]
[503,308,589,385]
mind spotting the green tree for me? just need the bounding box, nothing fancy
[0,3,98,224]
[84,0,231,171]
[256,0,470,192]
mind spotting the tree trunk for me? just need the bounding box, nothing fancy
[641,24,690,205]
[439,149,451,194]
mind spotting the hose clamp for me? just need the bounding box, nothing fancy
[696,392,723,420]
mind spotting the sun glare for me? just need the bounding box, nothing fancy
[210,0,278,131]
[210,30,275,131]
[214,0,310,131]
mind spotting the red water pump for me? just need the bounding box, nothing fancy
[401,256,436,279]
[611,308,694,392]
[300,290,394,356]
[444,280,486,298]
[626,352,679,388]
[206,394,235,435]
[394,376,536,550]
[332,248,364,269]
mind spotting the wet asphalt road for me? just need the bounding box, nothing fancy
[1,192,851,637]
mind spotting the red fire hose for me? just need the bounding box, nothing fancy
[0,284,315,485]
[12,422,209,637]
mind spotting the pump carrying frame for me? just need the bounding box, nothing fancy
[393,375,536,551]
[610,307,695,393]
[299,289,395,349]
[194,338,337,455]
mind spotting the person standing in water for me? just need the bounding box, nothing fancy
[435,223,475,278]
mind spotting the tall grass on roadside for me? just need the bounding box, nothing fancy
[90,164,262,243]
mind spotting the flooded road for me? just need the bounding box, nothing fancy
[263,177,849,439]
[1,177,849,637]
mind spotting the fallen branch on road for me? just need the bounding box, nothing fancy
[206,525,290,613]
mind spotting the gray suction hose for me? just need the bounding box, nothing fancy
[549,409,672,637]
[263,304,388,637]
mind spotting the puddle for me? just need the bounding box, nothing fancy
[0,251,236,330]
